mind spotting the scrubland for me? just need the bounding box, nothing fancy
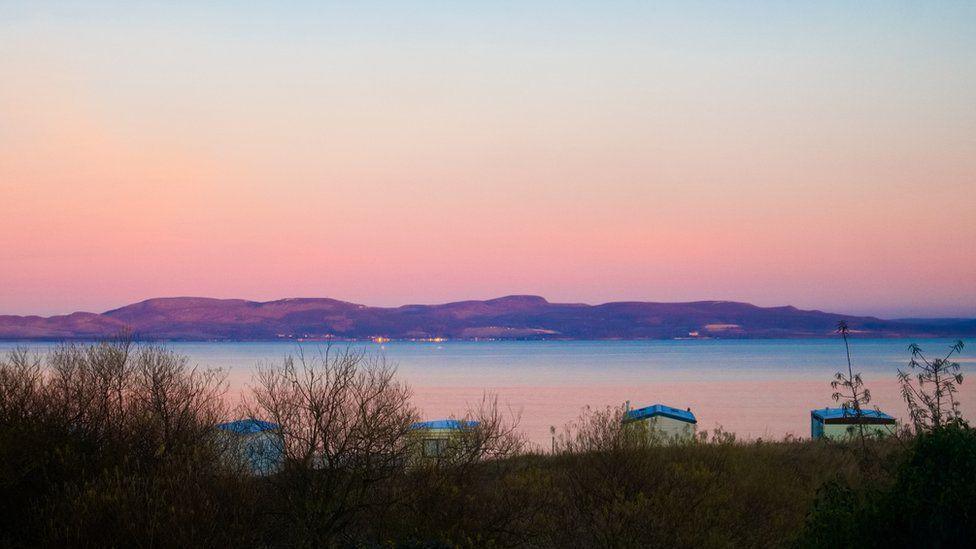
[0,340,972,548]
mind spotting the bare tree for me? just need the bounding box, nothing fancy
[443,393,525,466]
[40,338,227,464]
[898,340,965,431]
[242,345,418,545]
[0,347,45,425]
[46,339,136,447]
[128,344,228,462]
[399,393,537,546]
[0,337,245,547]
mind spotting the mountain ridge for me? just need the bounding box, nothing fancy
[1,296,973,341]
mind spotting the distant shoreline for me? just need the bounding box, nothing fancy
[2,295,973,341]
[0,335,968,344]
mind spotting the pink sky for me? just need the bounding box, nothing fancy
[1,3,974,317]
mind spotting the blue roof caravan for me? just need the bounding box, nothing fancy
[218,418,279,434]
[412,419,478,431]
[410,419,480,460]
[216,419,283,475]
[622,403,697,443]
[810,408,897,440]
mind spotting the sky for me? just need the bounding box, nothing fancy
[1,1,974,318]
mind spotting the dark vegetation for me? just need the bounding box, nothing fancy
[796,339,973,548]
[0,338,972,548]
[797,422,976,549]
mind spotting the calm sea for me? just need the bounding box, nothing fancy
[3,339,972,448]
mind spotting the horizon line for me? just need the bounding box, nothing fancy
[4,294,974,322]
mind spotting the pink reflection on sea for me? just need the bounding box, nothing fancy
[410,378,971,448]
[5,339,973,448]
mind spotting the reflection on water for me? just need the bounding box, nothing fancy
[2,339,972,447]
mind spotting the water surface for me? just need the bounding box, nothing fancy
[3,339,972,447]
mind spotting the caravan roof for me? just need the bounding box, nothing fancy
[216,419,280,434]
[410,419,479,430]
[624,404,697,424]
[811,408,895,424]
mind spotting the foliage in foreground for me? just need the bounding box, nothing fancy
[0,340,973,548]
[797,420,976,549]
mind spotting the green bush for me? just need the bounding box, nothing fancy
[797,422,976,548]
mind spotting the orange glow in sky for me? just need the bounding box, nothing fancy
[1,2,974,317]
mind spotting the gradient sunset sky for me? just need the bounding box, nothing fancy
[1,1,974,318]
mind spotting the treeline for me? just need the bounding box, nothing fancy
[0,340,973,547]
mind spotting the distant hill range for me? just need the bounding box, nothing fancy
[1,296,973,341]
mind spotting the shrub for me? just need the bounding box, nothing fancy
[797,421,976,548]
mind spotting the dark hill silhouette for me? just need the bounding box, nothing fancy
[0,296,973,340]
